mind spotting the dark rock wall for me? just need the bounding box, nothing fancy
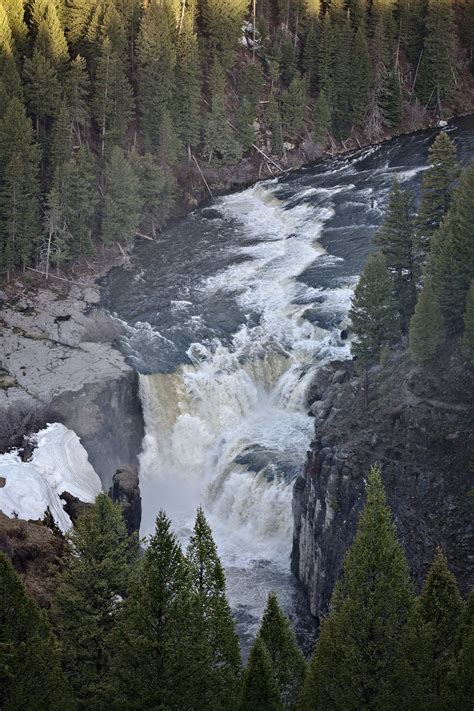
[292,348,474,619]
[53,370,144,491]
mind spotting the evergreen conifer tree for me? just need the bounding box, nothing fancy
[299,465,431,710]
[199,0,249,67]
[397,0,425,63]
[187,507,242,709]
[409,279,444,363]
[302,21,319,95]
[23,48,61,140]
[462,279,474,366]
[112,510,212,709]
[281,74,306,142]
[350,24,372,126]
[416,0,456,113]
[349,252,400,366]
[132,151,175,238]
[317,12,332,97]
[383,70,403,128]
[240,636,283,710]
[206,63,242,164]
[0,552,74,711]
[2,0,27,52]
[416,132,458,264]
[51,493,138,709]
[29,0,68,66]
[375,179,417,330]
[418,547,464,705]
[0,98,41,276]
[64,54,91,146]
[267,93,284,155]
[174,9,201,158]
[102,146,143,245]
[258,592,306,708]
[430,160,474,332]
[313,89,331,144]
[443,589,474,710]
[330,13,353,140]
[461,0,474,72]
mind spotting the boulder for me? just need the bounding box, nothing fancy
[108,465,141,535]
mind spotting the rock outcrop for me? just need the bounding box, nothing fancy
[292,346,474,619]
[0,281,144,489]
[108,465,141,535]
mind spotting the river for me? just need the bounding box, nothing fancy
[102,116,474,651]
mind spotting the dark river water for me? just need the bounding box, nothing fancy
[103,115,474,653]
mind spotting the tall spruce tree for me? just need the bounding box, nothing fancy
[299,465,431,710]
[199,0,249,67]
[281,74,307,142]
[187,507,242,709]
[206,63,242,164]
[132,151,175,238]
[462,279,474,366]
[64,54,91,146]
[317,12,332,96]
[349,252,400,367]
[409,279,444,363]
[112,511,212,709]
[416,132,458,265]
[51,493,138,709]
[0,552,74,711]
[2,0,27,52]
[174,9,201,158]
[430,160,474,332]
[29,0,68,66]
[443,589,474,710]
[350,24,372,126]
[258,592,306,709]
[240,636,283,711]
[313,89,331,144]
[303,20,319,95]
[330,13,354,140]
[416,0,456,113]
[0,97,41,277]
[418,547,464,706]
[267,92,284,155]
[23,47,61,141]
[137,0,177,152]
[375,179,417,330]
[102,145,143,245]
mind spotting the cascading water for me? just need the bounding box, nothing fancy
[102,116,474,647]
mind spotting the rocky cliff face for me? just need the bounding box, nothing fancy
[0,280,144,489]
[292,346,474,619]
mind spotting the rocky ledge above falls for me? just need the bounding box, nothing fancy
[0,281,144,490]
[292,346,474,619]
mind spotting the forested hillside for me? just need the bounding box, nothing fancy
[1,0,474,278]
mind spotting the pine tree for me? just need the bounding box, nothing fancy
[350,252,400,367]
[29,0,68,66]
[64,54,91,146]
[132,151,175,238]
[267,92,284,155]
[281,74,307,142]
[280,37,298,87]
[303,21,319,95]
[0,553,74,710]
[430,160,474,332]
[416,132,458,265]
[317,12,332,96]
[383,70,403,128]
[299,465,431,710]
[375,179,417,330]
[418,548,464,705]
[187,508,242,709]
[397,0,425,63]
[174,9,201,157]
[416,0,456,113]
[461,0,474,72]
[409,279,444,363]
[50,101,73,173]
[258,592,306,709]
[350,24,372,126]
[2,0,27,52]
[112,511,212,709]
[93,37,134,158]
[313,89,331,144]
[443,589,474,710]
[51,493,138,709]
[199,0,249,67]
[370,0,396,39]
[23,48,61,140]
[0,7,22,116]
[137,0,176,152]
[240,636,283,711]
[330,13,353,140]
[206,63,242,164]
[0,98,41,277]
[102,146,143,245]
[462,279,474,366]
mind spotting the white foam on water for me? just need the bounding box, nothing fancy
[139,182,352,572]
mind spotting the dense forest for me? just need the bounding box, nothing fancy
[1,467,473,710]
[1,0,474,277]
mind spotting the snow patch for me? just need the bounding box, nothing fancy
[0,423,101,532]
